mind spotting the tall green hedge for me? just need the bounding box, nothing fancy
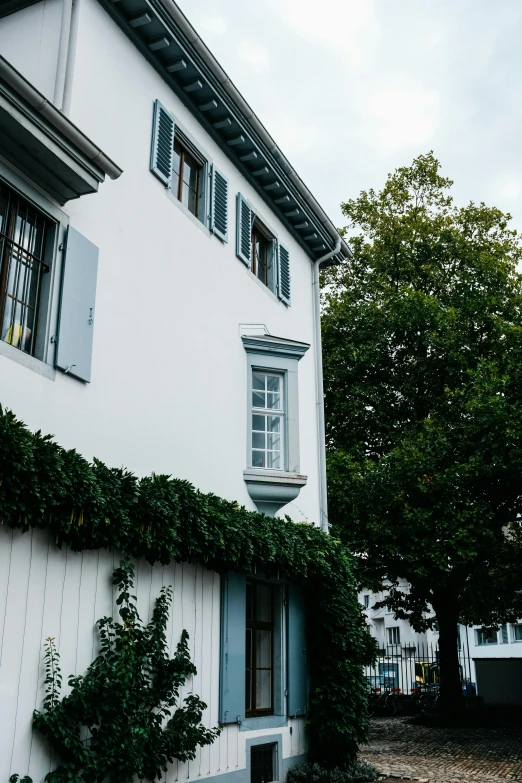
[0,406,375,767]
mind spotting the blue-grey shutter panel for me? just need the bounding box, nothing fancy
[56,227,98,383]
[219,572,246,724]
[150,99,174,186]
[278,242,291,305]
[287,584,307,717]
[236,193,252,266]
[211,165,228,242]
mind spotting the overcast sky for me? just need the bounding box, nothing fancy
[176,0,522,233]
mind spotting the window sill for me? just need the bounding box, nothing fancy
[0,339,55,380]
[243,468,307,517]
[240,715,288,732]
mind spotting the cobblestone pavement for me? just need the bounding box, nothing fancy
[360,716,522,782]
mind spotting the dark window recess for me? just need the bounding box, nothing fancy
[250,743,276,783]
[172,138,202,218]
[0,181,49,356]
[252,224,269,287]
[246,581,274,717]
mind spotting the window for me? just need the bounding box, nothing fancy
[363,595,370,609]
[500,624,509,644]
[246,581,274,717]
[513,624,522,642]
[150,100,228,240]
[387,626,400,646]
[251,371,284,470]
[476,628,498,645]
[251,743,276,783]
[172,138,203,218]
[236,194,291,304]
[0,180,50,357]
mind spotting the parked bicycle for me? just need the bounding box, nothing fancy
[367,685,399,716]
[411,682,439,713]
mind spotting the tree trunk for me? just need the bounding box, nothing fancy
[433,598,465,716]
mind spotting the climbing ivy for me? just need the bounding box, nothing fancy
[31,559,219,783]
[0,406,375,770]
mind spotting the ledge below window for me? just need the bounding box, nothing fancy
[243,469,307,516]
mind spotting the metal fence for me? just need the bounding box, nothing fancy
[364,641,476,714]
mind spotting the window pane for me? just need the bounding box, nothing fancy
[253,391,266,408]
[252,450,265,468]
[252,414,265,432]
[267,376,280,393]
[246,628,253,666]
[256,585,272,622]
[267,417,280,432]
[253,373,265,391]
[267,452,281,470]
[252,432,265,449]
[256,669,272,710]
[256,629,272,668]
[266,393,280,410]
[267,433,280,450]
[514,625,522,641]
[245,668,252,712]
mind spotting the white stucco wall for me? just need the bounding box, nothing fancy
[0,0,322,523]
[0,527,307,782]
[0,0,62,99]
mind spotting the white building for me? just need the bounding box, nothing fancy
[0,0,350,780]
[360,585,522,704]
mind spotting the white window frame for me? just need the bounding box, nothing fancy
[387,626,400,646]
[476,628,498,645]
[363,595,370,609]
[251,370,285,471]
[512,623,522,642]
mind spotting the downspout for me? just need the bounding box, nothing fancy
[313,237,341,533]
[62,0,80,116]
[53,0,72,109]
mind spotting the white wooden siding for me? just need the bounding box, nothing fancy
[0,527,306,783]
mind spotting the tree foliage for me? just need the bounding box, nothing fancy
[322,153,522,706]
[32,560,219,783]
[0,405,375,770]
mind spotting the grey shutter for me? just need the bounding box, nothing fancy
[278,242,291,305]
[287,584,307,717]
[219,572,246,724]
[56,227,98,383]
[211,166,229,242]
[236,193,252,266]
[150,99,174,186]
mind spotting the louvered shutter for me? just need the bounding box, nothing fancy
[150,99,174,186]
[55,227,98,383]
[219,572,246,724]
[278,242,291,305]
[287,584,307,717]
[211,166,228,242]
[236,193,252,266]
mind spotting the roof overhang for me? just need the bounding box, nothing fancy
[99,0,351,265]
[0,56,122,204]
[0,0,41,18]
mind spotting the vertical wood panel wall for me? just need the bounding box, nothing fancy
[0,527,307,782]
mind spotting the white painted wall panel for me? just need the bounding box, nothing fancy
[0,0,62,99]
[0,528,307,782]
[0,0,322,525]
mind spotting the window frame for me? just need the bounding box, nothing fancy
[164,118,212,232]
[512,623,522,642]
[246,579,275,718]
[251,370,285,471]
[387,626,400,646]
[251,218,277,294]
[363,595,370,609]
[476,627,498,645]
[0,160,67,375]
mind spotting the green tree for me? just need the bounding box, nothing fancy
[322,152,522,713]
